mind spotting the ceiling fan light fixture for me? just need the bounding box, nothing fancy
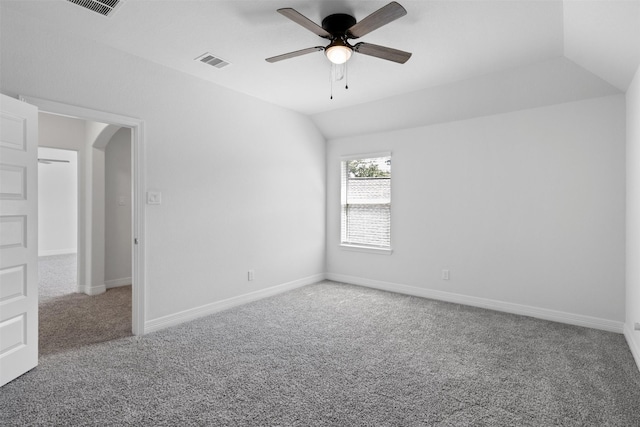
[325,41,352,64]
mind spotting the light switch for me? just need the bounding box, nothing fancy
[147,191,162,205]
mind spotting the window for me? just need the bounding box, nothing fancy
[341,153,391,252]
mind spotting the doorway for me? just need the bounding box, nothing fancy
[37,114,137,354]
[37,147,78,300]
[22,96,146,336]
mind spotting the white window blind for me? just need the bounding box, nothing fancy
[341,154,391,249]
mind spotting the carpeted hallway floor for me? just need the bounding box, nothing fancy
[38,254,132,356]
[2,280,639,426]
[38,254,78,301]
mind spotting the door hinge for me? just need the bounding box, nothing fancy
[134,238,139,245]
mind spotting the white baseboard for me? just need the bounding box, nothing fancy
[144,273,326,334]
[326,273,624,334]
[83,283,106,296]
[624,324,640,372]
[105,277,131,289]
[38,249,77,257]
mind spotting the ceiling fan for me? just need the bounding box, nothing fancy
[266,1,412,65]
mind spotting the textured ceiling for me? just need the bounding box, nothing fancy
[2,0,639,116]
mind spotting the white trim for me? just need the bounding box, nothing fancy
[21,95,146,336]
[340,151,391,161]
[20,96,144,128]
[145,274,325,334]
[340,151,393,251]
[84,283,106,296]
[129,121,145,335]
[38,249,77,257]
[105,277,131,289]
[340,244,393,255]
[624,324,640,373]
[325,273,624,334]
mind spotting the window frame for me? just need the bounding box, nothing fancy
[339,151,393,255]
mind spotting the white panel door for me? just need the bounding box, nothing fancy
[0,94,38,387]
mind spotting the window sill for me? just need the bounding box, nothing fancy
[340,244,393,255]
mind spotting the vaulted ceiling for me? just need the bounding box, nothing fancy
[3,0,639,122]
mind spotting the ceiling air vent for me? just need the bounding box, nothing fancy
[66,0,122,17]
[195,53,231,69]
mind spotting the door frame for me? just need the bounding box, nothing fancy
[21,95,146,336]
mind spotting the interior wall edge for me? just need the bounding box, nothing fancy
[82,283,106,296]
[325,273,625,335]
[625,63,640,373]
[144,273,326,334]
[623,325,640,372]
[38,249,77,257]
[104,278,132,289]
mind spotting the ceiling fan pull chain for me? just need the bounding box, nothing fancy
[345,62,349,90]
[330,64,334,99]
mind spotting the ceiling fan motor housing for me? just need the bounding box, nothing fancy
[321,14,357,38]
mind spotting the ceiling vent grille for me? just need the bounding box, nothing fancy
[195,53,231,69]
[66,0,121,17]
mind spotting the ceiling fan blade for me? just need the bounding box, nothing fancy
[266,46,325,63]
[353,42,412,64]
[347,2,407,39]
[277,8,332,39]
[38,158,70,164]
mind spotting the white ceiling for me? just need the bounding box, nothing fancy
[3,0,639,116]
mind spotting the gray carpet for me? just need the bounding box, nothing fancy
[2,281,639,426]
[39,254,78,301]
[38,253,132,356]
[39,286,132,356]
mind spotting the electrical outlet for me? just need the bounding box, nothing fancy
[248,270,254,281]
[442,269,450,281]
[147,191,162,205]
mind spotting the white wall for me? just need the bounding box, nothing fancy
[105,127,132,286]
[312,58,620,140]
[86,123,121,294]
[38,113,86,153]
[38,113,86,264]
[37,147,77,256]
[626,65,640,367]
[327,95,626,327]
[0,6,326,324]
